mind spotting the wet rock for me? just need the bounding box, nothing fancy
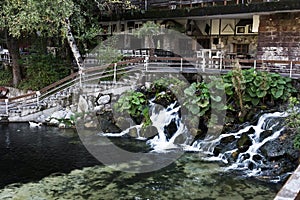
[165,120,177,140]
[49,118,59,125]
[153,90,176,108]
[220,135,236,144]
[97,111,121,133]
[51,110,67,119]
[115,117,132,130]
[190,128,206,142]
[128,127,138,138]
[237,133,252,153]
[259,130,273,142]
[213,137,237,157]
[173,135,184,144]
[58,123,66,129]
[260,129,300,176]
[140,126,158,139]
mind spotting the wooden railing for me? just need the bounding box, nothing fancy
[1,55,299,117]
[0,57,145,117]
[146,56,300,78]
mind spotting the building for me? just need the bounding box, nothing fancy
[98,0,300,62]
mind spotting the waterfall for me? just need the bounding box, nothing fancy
[100,93,296,179]
[190,111,289,177]
[146,101,188,152]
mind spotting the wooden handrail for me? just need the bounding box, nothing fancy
[1,56,299,104]
[39,72,79,93]
[7,92,36,102]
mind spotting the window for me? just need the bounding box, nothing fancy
[234,44,249,55]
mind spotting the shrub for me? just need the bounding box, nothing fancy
[0,69,13,86]
[223,68,296,109]
[18,54,69,90]
[113,90,151,127]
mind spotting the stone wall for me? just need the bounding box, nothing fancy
[257,12,300,60]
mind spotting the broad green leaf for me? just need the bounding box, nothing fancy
[211,95,222,102]
[251,98,260,106]
[256,90,267,98]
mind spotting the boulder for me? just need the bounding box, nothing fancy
[140,125,158,138]
[77,95,88,113]
[51,110,67,119]
[96,94,111,105]
[65,111,75,120]
[237,133,252,153]
[115,117,132,130]
[128,127,138,138]
[49,118,59,125]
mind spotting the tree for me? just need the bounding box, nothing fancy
[0,0,74,86]
[134,21,161,56]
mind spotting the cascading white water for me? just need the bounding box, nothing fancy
[101,98,188,149]
[146,101,188,152]
[101,92,294,178]
[190,111,288,176]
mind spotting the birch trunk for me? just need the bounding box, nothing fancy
[65,18,83,69]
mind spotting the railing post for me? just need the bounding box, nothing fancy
[254,60,257,70]
[5,99,8,115]
[113,63,117,83]
[144,56,149,71]
[290,61,293,78]
[220,55,223,71]
[180,58,183,72]
[202,57,205,72]
[36,91,41,106]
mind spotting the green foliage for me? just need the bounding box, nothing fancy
[134,21,160,50]
[0,69,13,86]
[286,97,300,129]
[206,76,228,111]
[223,68,296,109]
[0,0,74,38]
[95,36,123,66]
[151,77,187,94]
[18,54,69,90]
[183,77,227,118]
[114,90,151,126]
[134,21,161,38]
[294,133,300,149]
[183,82,210,117]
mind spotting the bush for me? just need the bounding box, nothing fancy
[18,54,69,90]
[0,69,13,86]
[285,97,300,149]
[223,68,296,109]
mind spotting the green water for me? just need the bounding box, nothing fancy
[0,154,279,200]
[0,124,280,199]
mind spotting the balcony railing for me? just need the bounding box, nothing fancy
[131,0,271,10]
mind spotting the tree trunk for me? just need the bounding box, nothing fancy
[6,35,22,87]
[65,18,83,69]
